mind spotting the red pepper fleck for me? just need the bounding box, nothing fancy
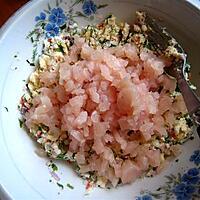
[20,97,25,105]
[86,180,91,190]
[169,129,177,139]
[97,23,104,29]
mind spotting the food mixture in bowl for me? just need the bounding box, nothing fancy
[19,12,193,188]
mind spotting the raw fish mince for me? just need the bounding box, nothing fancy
[19,14,192,188]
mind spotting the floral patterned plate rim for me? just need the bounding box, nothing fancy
[0,0,200,200]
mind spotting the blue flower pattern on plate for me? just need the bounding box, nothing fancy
[28,0,108,63]
[173,183,196,200]
[45,23,59,37]
[190,150,200,165]
[138,151,200,199]
[32,1,107,40]
[48,8,67,27]
[35,7,67,38]
[172,168,200,199]
[181,168,200,184]
[82,0,97,16]
[35,12,46,22]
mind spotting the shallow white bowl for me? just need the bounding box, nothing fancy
[0,0,199,199]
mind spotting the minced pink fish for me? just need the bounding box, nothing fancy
[25,37,187,186]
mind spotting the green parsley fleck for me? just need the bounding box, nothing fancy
[190,136,194,140]
[66,183,74,189]
[156,187,162,191]
[19,118,24,128]
[51,163,58,171]
[57,182,64,190]
[26,59,35,66]
[55,42,65,53]
[56,153,66,160]
[185,116,193,128]
[31,37,34,43]
[4,107,8,112]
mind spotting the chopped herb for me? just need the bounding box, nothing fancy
[58,141,67,152]
[156,187,161,191]
[57,182,64,190]
[55,46,65,53]
[105,14,113,19]
[66,183,74,189]
[184,63,191,73]
[31,37,34,43]
[72,161,80,171]
[185,117,193,128]
[22,80,26,82]
[32,48,38,63]
[55,48,62,52]
[60,24,66,30]
[4,107,8,112]
[190,136,194,140]
[26,59,35,66]
[47,152,52,157]
[19,118,24,128]
[51,163,58,171]
[56,153,66,160]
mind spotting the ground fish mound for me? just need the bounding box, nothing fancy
[24,37,188,187]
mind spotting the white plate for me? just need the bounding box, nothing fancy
[0,0,200,199]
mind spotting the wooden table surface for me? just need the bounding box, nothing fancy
[0,0,29,27]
